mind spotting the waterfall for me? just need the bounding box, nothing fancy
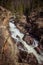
[9,19,43,64]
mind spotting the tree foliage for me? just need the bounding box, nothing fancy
[0,0,43,14]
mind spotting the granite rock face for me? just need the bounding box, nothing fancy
[0,6,30,65]
[0,6,43,65]
[0,6,18,65]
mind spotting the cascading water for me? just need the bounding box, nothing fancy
[9,18,43,64]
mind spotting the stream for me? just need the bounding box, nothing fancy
[9,18,43,64]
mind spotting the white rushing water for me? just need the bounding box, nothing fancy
[9,20,43,64]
